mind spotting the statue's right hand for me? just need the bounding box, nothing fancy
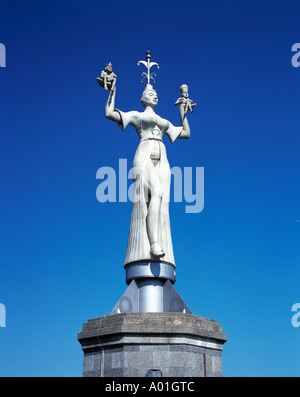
[96,75,116,91]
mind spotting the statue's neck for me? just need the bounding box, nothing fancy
[144,106,155,114]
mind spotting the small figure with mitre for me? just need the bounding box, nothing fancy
[97,62,117,91]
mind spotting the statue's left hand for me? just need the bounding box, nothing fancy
[179,102,187,116]
[110,76,116,91]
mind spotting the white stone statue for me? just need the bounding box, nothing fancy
[98,52,195,267]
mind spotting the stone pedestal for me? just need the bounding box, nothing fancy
[77,312,227,377]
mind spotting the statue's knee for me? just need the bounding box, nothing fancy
[152,188,163,201]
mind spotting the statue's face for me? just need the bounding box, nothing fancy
[142,90,158,108]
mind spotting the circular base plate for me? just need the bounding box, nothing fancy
[124,261,176,284]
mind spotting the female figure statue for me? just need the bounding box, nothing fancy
[102,64,192,267]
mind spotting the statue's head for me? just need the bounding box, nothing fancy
[105,62,113,72]
[180,84,188,96]
[141,84,158,109]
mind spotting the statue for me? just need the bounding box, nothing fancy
[97,51,195,267]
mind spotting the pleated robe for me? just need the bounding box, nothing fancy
[115,109,182,267]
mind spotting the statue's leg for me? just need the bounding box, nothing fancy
[145,167,165,257]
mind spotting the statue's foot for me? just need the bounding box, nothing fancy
[150,243,165,258]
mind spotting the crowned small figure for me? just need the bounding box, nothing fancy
[97,62,117,91]
[97,51,195,266]
[175,84,196,114]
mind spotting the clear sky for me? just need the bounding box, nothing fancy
[0,0,299,376]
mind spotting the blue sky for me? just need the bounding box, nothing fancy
[0,0,299,376]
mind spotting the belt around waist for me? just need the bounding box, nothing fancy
[140,137,162,142]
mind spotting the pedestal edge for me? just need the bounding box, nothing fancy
[78,312,227,350]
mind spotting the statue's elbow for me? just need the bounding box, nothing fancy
[105,108,120,123]
[104,108,113,120]
[180,129,190,139]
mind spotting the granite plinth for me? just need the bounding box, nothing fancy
[78,312,227,377]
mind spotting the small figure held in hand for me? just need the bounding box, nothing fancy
[175,84,196,114]
[97,62,117,91]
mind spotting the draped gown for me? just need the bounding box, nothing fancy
[116,109,183,267]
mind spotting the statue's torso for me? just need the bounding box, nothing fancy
[139,112,164,141]
[116,108,182,149]
[138,112,167,165]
